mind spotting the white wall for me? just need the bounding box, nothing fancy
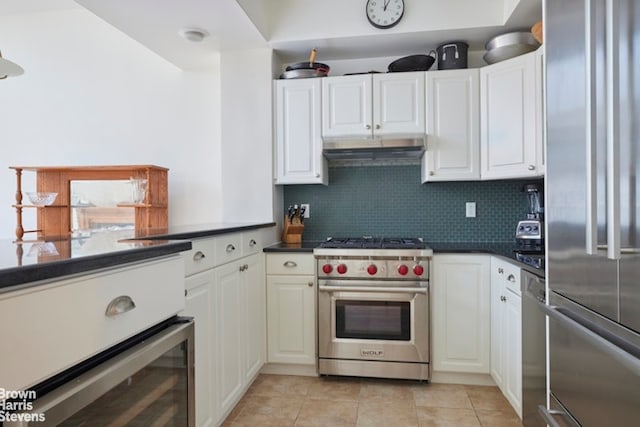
[219,48,275,223]
[0,8,223,239]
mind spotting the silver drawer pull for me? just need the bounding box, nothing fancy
[226,244,236,253]
[308,281,314,287]
[507,274,516,282]
[283,261,297,268]
[249,239,257,247]
[105,295,136,317]
[193,250,206,261]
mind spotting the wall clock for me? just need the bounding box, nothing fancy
[366,0,405,29]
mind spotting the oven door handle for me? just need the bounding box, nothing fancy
[318,285,427,294]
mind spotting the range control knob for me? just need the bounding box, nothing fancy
[337,264,348,274]
[367,264,378,275]
[397,264,409,275]
[413,264,425,276]
[322,264,333,274]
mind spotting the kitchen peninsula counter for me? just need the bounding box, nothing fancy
[0,221,275,291]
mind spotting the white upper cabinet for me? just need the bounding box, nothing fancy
[274,78,327,185]
[480,50,543,179]
[422,69,480,182]
[322,72,425,140]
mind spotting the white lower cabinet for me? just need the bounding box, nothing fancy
[490,257,523,417]
[183,271,216,427]
[181,233,268,427]
[265,253,316,366]
[214,261,245,417]
[432,254,491,373]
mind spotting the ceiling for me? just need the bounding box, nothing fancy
[1,0,542,70]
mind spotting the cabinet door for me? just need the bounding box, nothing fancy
[432,254,491,373]
[504,287,522,417]
[322,74,372,138]
[183,272,216,427]
[214,262,244,417]
[274,79,327,185]
[266,275,316,365]
[243,254,265,382]
[480,51,539,179]
[374,72,425,136]
[490,260,507,388]
[422,69,480,182]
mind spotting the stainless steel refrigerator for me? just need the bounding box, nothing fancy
[544,0,640,426]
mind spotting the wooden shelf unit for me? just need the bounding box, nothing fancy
[10,165,169,240]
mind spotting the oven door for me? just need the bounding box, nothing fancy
[4,317,194,427]
[318,280,429,364]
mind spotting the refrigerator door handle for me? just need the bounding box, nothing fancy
[537,405,565,427]
[585,0,598,255]
[541,303,640,376]
[605,0,621,260]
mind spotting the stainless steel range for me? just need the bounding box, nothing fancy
[314,237,432,381]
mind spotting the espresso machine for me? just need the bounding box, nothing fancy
[516,183,544,250]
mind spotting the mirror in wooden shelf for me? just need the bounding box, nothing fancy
[10,165,168,240]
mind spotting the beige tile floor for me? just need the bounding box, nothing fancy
[222,374,522,427]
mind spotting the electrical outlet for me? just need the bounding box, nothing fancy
[465,202,476,218]
[301,203,310,218]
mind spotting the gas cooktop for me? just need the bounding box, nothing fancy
[318,237,426,250]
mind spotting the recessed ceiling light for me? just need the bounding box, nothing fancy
[178,28,209,43]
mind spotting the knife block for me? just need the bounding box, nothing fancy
[282,214,304,244]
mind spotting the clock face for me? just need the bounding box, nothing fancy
[366,0,404,29]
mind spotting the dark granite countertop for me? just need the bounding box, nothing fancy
[264,240,545,277]
[134,222,276,240]
[0,222,276,292]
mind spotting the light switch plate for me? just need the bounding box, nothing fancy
[301,203,310,218]
[466,202,476,218]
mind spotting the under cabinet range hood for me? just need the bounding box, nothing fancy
[322,137,426,160]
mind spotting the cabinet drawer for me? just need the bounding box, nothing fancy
[503,262,521,295]
[0,256,184,392]
[184,237,217,276]
[215,232,243,265]
[266,253,315,275]
[242,230,262,256]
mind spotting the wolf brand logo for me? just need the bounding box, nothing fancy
[361,349,384,357]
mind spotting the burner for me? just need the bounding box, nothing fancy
[319,237,425,249]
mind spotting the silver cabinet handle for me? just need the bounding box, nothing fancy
[315,173,320,178]
[244,264,249,270]
[193,250,205,261]
[105,295,136,317]
[249,239,257,247]
[283,261,297,268]
[365,124,371,130]
[500,295,506,302]
[528,165,536,171]
[375,124,381,130]
[429,171,434,176]
[542,303,640,375]
[308,281,314,287]
[226,244,236,253]
[498,267,504,274]
[507,274,516,283]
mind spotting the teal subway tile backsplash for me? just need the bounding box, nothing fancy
[283,164,542,242]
